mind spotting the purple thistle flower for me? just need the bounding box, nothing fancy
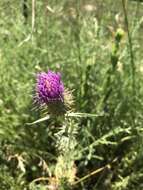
[36,70,64,105]
[35,70,74,115]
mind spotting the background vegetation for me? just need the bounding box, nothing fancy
[0,0,143,189]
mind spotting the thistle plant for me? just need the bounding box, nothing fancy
[33,70,77,189]
[29,70,101,189]
[98,28,125,113]
[111,28,124,68]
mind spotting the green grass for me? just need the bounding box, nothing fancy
[0,0,143,189]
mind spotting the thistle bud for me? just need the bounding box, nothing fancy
[115,28,125,42]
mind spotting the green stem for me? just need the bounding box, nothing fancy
[122,0,135,94]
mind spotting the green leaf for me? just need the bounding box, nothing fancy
[26,115,50,125]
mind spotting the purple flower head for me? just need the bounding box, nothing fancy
[36,70,64,105]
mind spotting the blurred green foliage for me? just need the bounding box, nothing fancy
[0,0,143,189]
